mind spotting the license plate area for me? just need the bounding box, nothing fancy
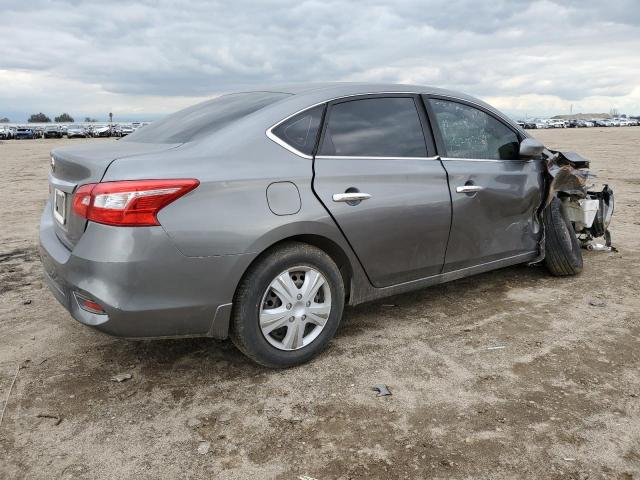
[53,189,67,225]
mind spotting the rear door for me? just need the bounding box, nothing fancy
[312,94,451,287]
[424,96,544,272]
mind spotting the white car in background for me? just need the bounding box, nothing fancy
[0,126,14,139]
[547,119,567,128]
[67,126,88,138]
[119,124,134,136]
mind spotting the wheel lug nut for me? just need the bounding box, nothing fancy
[286,303,292,310]
[306,301,311,307]
[297,294,302,300]
[301,315,306,320]
[289,316,294,322]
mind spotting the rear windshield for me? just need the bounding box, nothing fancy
[122,91,291,143]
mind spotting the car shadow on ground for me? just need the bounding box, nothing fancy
[78,262,549,382]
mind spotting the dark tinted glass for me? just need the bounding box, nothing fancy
[429,99,519,160]
[319,97,427,157]
[272,104,324,155]
[122,91,290,143]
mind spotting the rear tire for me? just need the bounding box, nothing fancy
[230,242,345,368]
[543,197,583,276]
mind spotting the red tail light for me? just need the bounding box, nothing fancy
[72,179,199,226]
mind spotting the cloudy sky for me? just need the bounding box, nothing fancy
[2,0,640,121]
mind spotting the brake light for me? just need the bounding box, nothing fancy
[72,179,199,226]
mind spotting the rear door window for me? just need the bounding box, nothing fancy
[319,97,427,157]
[428,99,520,160]
[271,105,324,156]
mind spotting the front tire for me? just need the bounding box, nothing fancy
[543,197,583,276]
[230,242,345,368]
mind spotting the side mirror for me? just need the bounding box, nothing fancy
[519,137,545,158]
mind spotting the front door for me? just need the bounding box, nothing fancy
[313,95,451,287]
[425,97,544,272]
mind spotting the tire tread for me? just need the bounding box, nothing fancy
[230,241,344,368]
[543,198,583,276]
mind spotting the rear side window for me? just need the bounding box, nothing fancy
[271,104,324,156]
[122,91,291,143]
[428,99,519,160]
[319,97,427,157]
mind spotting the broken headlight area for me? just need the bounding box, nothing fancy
[543,149,616,251]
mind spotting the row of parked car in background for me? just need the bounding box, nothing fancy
[0,122,149,140]
[518,117,640,129]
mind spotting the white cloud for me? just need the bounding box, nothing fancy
[1,0,639,120]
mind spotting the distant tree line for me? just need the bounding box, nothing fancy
[26,112,75,123]
[55,113,74,122]
[28,112,50,122]
[0,117,9,123]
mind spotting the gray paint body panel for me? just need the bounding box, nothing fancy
[266,182,301,216]
[313,156,451,287]
[38,82,548,340]
[441,158,544,271]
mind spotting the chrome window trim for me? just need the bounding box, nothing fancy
[316,155,440,161]
[265,92,416,159]
[265,90,522,159]
[266,128,314,159]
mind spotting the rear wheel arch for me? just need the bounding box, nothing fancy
[209,227,365,341]
[238,234,353,302]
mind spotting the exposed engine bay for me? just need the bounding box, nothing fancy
[543,149,615,251]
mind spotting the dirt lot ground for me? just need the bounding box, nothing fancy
[1,128,639,479]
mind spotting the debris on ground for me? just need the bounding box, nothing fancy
[486,346,506,351]
[197,441,210,455]
[36,413,63,426]
[0,364,20,429]
[372,384,392,397]
[589,298,607,307]
[587,243,616,252]
[23,300,32,305]
[110,373,133,383]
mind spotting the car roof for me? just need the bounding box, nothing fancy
[228,82,518,132]
[234,82,483,104]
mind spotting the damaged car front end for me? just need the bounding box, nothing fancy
[536,147,616,274]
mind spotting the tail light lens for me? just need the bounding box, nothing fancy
[72,179,199,226]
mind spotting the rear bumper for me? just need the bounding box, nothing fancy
[39,203,254,339]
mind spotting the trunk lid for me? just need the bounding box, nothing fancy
[49,141,181,248]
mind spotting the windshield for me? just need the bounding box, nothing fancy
[122,91,291,144]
